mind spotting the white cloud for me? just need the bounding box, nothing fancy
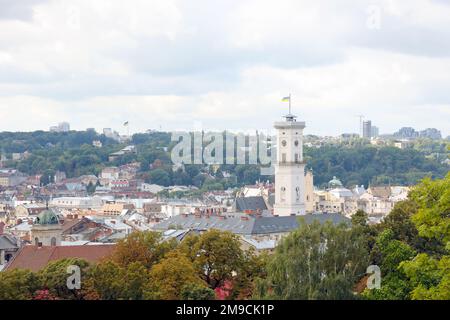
[0,0,449,136]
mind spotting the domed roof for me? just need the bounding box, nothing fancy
[328,176,343,187]
[35,209,59,225]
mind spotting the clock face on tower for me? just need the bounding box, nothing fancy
[281,140,287,147]
[294,140,299,146]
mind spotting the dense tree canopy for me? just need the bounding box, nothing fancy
[255,220,369,300]
[1,131,447,190]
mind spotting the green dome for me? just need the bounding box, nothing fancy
[35,209,59,225]
[329,176,343,187]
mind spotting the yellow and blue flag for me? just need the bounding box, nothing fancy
[281,96,290,102]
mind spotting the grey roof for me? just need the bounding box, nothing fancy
[152,213,350,235]
[0,235,19,250]
[234,196,267,212]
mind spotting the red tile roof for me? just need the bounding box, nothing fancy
[5,244,116,272]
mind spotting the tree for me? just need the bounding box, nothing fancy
[363,229,416,300]
[365,174,450,300]
[397,173,450,299]
[148,168,171,186]
[86,181,96,194]
[255,220,369,300]
[111,231,177,269]
[401,254,450,300]
[145,250,207,300]
[84,260,150,300]
[180,230,245,290]
[0,269,41,300]
[232,248,268,300]
[38,258,90,300]
[180,283,216,300]
[83,260,126,300]
[379,199,419,247]
[409,173,450,250]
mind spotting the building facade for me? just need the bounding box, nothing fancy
[273,114,306,216]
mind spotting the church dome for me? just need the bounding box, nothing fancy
[35,209,59,225]
[328,176,343,188]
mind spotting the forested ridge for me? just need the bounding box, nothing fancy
[0,131,448,189]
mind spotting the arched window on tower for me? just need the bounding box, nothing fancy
[281,187,286,202]
[35,237,39,246]
[51,237,57,246]
[296,187,300,202]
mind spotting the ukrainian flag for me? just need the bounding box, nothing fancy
[281,96,290,102]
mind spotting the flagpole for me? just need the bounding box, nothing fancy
[289,93,291,115]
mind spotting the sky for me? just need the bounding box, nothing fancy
[0,0,449,137]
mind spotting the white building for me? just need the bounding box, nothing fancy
[50,196,104,209]
[273,113,306,216]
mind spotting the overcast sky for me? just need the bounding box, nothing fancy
[0,0,449,137]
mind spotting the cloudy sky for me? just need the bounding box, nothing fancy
[0,0,449,136]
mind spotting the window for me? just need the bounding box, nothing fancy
[281,140,287,147]
[294,140,299,146]
[295,153,299,163]
[282,153,286,163]
[281,187,286,202]
[51,237,57,246]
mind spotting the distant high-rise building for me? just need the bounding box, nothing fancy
[58,122,70,132]
[363,120,372,139]
[49,122,70,133]
[371,126,379,138]
[419,128,442,140]
[394,127,419,140]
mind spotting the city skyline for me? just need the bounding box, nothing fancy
[0,0,449,136]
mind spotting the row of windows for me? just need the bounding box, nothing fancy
[281,140,300,147]
[280,153,301,163]
[279,187,301,202]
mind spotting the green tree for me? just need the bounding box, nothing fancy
[255,220,369,300]
[145,250,207,300]
[148,168,171,186]
[111,231,177,269]
[38,258,90,300]
[180,230,244,290]
[180,283,216,300]
[0,269,41,300]
[364,229,416,300]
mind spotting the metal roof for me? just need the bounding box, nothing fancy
[152,213,350,235]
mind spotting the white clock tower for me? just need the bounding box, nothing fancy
[273,110,306,216]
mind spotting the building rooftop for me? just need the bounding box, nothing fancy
[152,213,350,235]
[234,196,268,212]
[5,244,116,272]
